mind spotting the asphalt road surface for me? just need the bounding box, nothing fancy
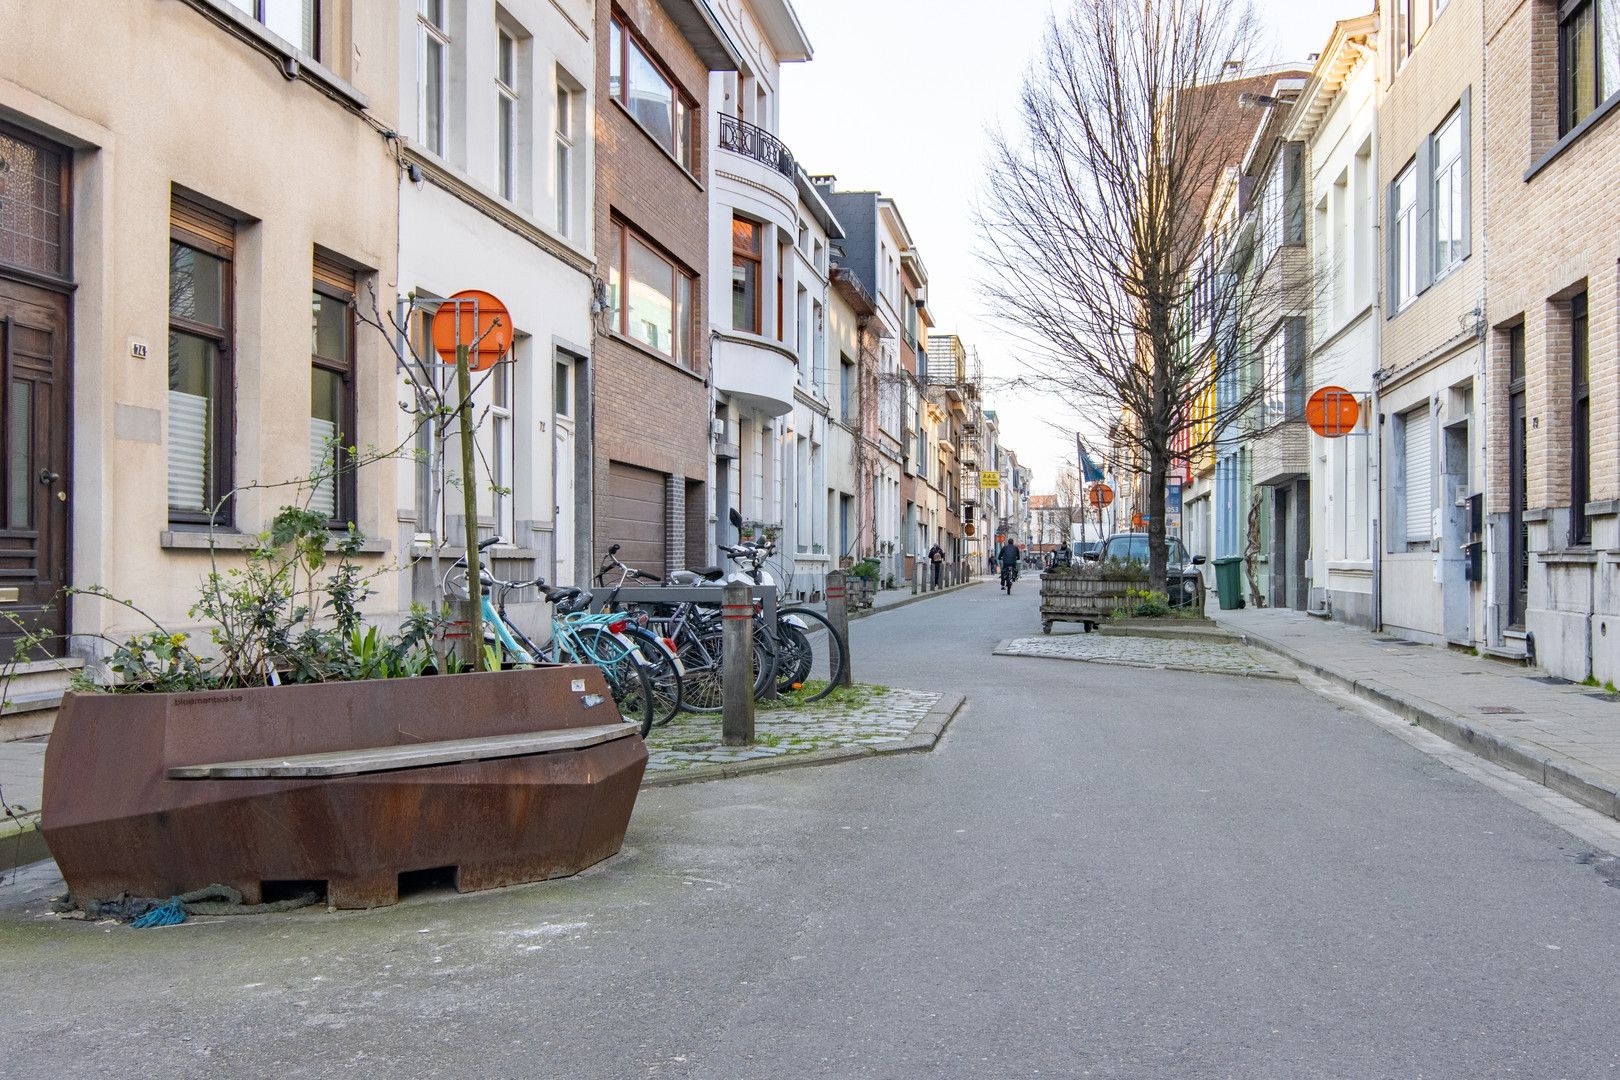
[4,582,1620,1079]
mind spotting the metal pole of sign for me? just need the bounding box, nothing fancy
[455,332,484,671]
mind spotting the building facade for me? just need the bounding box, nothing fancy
[1483,0,1620,679]
[592,0,736,578]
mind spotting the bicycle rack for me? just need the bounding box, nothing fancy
[590,584,779,626]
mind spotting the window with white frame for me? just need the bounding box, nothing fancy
[1392,162,1418,309]
[555,76,576,236]
[224,0,318,56]
[496,27,519,201]
[417,0,449,156]
[491,352,514,538]
[1431,107,1464,277]
[1261,329,1287,426]
[1399,405,1432,543]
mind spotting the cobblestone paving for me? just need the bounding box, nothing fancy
[644,686,942,775]
[997,633,1287,679]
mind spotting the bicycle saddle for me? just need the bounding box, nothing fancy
[543,585,584,605]
[692,566,726,580]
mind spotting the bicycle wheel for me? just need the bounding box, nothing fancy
[566,625,655,737]
[774,606,847,703]
[675,626,775,712]
[622,624,683,726]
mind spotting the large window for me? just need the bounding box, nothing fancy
[1572,291,1592,544]
[168,201,235,524]
[732,217,762,334]
[608,222,694,366]
[496,28,518,201]
[1432,108,1465,276]
[310,257,356,525]
[608,16,696,171]
[1561,0,1620,134]
[417,0,449,156]
[1392,162,1419,310]
[224,0,317,55]
[1507,324,1528,626]
[491,351,514,539]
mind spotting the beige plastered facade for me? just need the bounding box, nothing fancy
[0,0,401,647]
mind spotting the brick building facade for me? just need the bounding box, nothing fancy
[592,0,737,576]
[1484,0,1620,681]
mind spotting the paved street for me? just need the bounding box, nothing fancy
[7,583,1620,1078]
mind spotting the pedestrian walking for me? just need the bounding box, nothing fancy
[928,541,946,587]
[997,537,1021,594]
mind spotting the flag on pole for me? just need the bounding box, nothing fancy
[1076,435,1105,484]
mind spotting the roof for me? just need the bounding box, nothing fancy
[660,0,742,71]
[1029,495,1058,509]
[1284,13,1379,145]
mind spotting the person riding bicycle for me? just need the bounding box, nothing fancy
[997,537,1021,593]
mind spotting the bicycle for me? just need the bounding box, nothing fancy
[598,548,775,712]
[441,539,657,737]
[714,532,847,703]
[592,545,686,726]
[1001,562,1016,594]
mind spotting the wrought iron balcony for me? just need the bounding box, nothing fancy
[718,114,796,179]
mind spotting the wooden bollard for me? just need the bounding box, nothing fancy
[722,582,756,745]
[825,570,853,688]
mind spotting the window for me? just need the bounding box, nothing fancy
[1261,330,1287,426]
[608,221,695,366]
[491,352,514,538]
[555,79,575,235]
[1561,0,1620,134]
[776,239,788,342]
[224,0,317,55]
[496,28,518,201]
[732,217,762,334]
[417,0,449,156]
[1392,162,1418,309]
[0,125,69,280]
[1572,291,1592,543]
[608,16,696,171]
[1432,108,1464,277]
[839,355,854,422]
[555,360,571,417]
[310,256,356,524]
[168,199,235,524]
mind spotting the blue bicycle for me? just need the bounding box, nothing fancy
[443,538,657,736]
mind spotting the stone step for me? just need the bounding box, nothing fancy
[0,658,83,742]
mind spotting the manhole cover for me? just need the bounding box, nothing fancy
[1525,675,1573,685]
[1478,706,1524,715]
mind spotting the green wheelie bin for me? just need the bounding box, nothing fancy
[1214,556,1246,610]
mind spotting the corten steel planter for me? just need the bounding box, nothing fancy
[1038,574,1141,634]
[41,666,647,910]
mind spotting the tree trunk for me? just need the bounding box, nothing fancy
[1146,447,1169,594]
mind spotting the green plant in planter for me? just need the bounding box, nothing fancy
[847,559,880,582]
[1116,587,1172,618]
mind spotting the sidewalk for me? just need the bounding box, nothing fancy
[1214,606,1620,821]
[849,574,985,619]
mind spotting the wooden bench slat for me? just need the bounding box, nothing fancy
[166,722,638,780]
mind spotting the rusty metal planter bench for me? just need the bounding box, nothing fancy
[41,666,647,910]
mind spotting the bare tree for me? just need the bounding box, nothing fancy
[978,0,1286,592]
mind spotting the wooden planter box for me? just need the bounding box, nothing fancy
[41,666,646,910]
[851,578,877,609]
[1038,574,1142,634]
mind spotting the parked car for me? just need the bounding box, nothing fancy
[1081,532,1207,607]
[1071,540,1101,562]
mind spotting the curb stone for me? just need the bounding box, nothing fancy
[0,813,47,876]
[1228,622,1620,823]
[640,693,966,788]
[991,639,1297,682]
[849,580,986,621]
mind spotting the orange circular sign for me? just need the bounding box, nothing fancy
[1131,512,1146,529]
[964,522,977,537]
[1088,484,1115,509]
[431,290,512,372]
[1306,385,1361,438]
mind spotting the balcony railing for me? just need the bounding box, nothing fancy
[718,114,795,179]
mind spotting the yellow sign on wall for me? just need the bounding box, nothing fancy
[978,471,1001,489]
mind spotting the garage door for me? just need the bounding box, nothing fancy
[606,462,667,577]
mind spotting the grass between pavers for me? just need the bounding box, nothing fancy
[644,683,936,772]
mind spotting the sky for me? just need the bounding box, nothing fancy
[780,0,1371,494]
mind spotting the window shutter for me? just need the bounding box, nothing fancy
[171,195,234,254]
[1415,135,1434,293]
[1403,407,1432,541]
[1458,87,1473,263]
[313,251,356,295]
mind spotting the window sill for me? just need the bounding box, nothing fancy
[410,542,542,561]
[1526,89,1620,182]
[608,99,704,193]
[1584,499,1620,518]
[605,330,705,381]
[162,529,390,554]
[180,0,368,112]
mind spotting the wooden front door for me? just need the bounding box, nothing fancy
[0,280,70,657]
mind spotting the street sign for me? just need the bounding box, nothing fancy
[1167,478,1183,532]
[432,289,512,372]
[1306,385,1361,437]
[1088,484,1114,509]
[978,471,1000,489]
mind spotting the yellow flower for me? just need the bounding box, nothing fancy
[169,633,187,649]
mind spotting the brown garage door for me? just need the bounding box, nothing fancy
[606,462,667,577]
